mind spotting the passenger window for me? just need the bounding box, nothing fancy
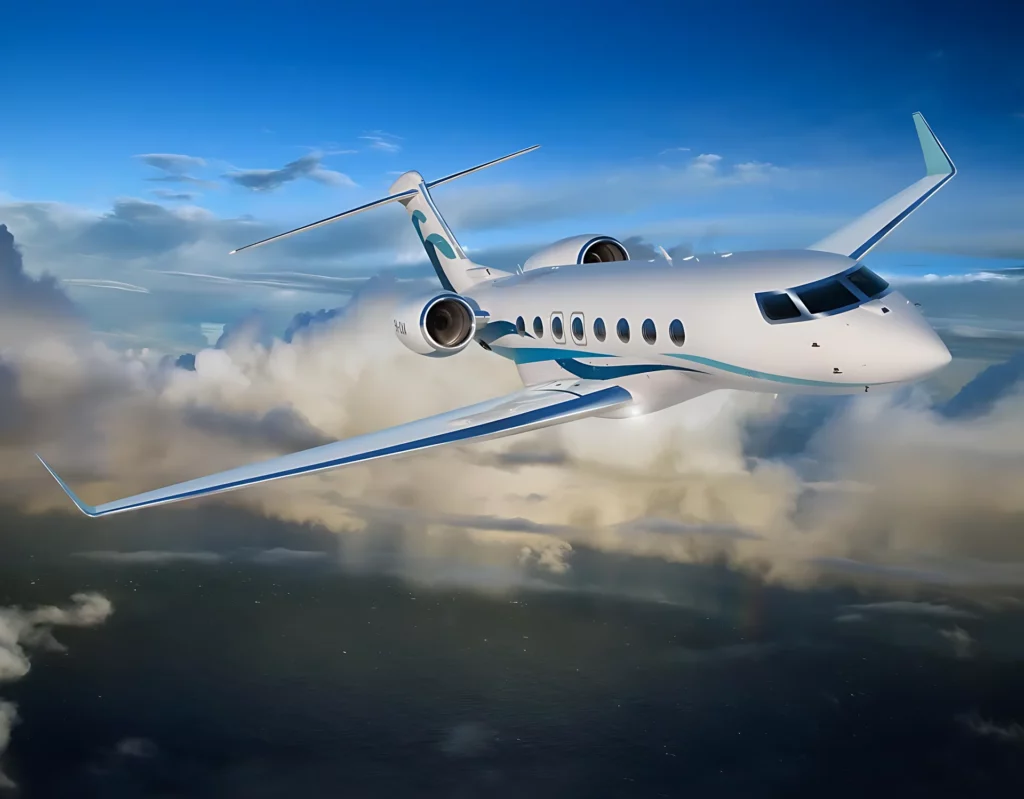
[516,316,526,335]
[846,266,889,299]
[533,316,544,337]
[757,292,801,321]
[796,280,858,315]
[551,313,565,343]
[642,319,657,344]
[669,319,685,346]
[616,318,630,343]
[593,317,606,341]
[570,313,586,345]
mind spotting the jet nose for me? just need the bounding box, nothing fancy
[903,315,952,378]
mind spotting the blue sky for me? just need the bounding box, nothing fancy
[1,0,1022,350]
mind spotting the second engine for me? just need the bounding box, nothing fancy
[522,234,630,271]
[393,291,479,357]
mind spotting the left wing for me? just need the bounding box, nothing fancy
[808,112,956,261]
[37,380,631,518]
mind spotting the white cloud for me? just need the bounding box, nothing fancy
[62,278,151,294]
[0,593,114,788]
[841,601,978,619]
[0,271,1019,596]
[359,131,402,153]
[961,712,1024,744]
[940,625,975,658]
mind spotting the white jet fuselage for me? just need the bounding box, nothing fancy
[461,248,949,416]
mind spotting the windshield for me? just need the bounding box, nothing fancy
[846,265,890,298]
[795,279,860,314]
[757,292,802,321]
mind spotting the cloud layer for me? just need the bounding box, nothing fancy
[0,222,1020,601]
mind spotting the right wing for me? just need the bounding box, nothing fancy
[808,112,956,261]
[37,379,631,518]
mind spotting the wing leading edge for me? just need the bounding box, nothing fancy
[37,381,632,518]
[808,112,956,261]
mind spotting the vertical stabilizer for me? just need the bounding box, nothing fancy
[389,172,475,293]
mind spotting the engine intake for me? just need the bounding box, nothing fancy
[522,234,630,271]
[394,291,478,357]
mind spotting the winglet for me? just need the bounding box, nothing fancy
[808,112,957,260]
[912,112,955,177]
[35,454,98,517]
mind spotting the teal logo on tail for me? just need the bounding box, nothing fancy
[411,210,456,258]
[412,210,457,291]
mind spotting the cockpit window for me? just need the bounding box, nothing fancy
[846,266,889,299]
[757,292,801,321]
[795,280,859,315]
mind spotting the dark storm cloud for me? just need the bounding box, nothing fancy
[223,152,355,192]
[0,223,78,319]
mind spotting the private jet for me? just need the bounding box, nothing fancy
[39,113,955,516]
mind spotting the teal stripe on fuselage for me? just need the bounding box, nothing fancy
[664,353,871,388]
[489,342,875,388]
[491,346,615,364]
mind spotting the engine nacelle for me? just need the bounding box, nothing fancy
[393,291,479,357]
[522,234,629,271]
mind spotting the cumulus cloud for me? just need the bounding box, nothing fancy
[0,593,114,787]
[0,227,1022,600]
[223,152,356,192]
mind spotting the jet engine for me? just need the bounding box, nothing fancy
[392,291,479,357]
[521,235,630,271]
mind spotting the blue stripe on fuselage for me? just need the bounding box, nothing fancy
[489,343,876,388]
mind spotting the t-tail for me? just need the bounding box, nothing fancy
[230,145,540,293]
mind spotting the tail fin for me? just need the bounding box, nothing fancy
[388,170,471,292]
[230,145,540,293]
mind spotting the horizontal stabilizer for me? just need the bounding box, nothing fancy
[229,145,540,256]
[808,112,956,261]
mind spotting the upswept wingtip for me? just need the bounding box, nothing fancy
[35,454,97,517]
